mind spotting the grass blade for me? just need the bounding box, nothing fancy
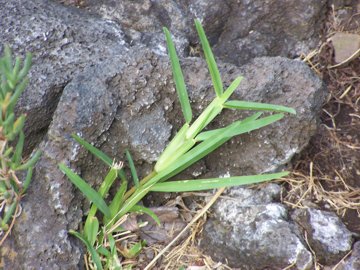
[129,205,161,226]
[151,171,288,192]
[84,216,99,246]
[155,123,189,172]
[195,112,262,141]
[163,27,192,124]
[195,19,223,97]
[125,149,139,188]
[72,134,113,166]
[185,99,222,139]
[220,77,243,102]
[69,230,103,270]
[72,134,127,181]
[59,163,111,218]
[109,180,128,217]
[146,114,284,186]
[86,166,118,226]
[224,113,284,139]
[224,100,296,114]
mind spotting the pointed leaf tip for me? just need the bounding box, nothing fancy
[164,26,192,123]
[195,19,223,97]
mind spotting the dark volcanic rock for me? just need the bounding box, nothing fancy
[0,0,127,152]
[211,0,328,66]
[1,57,128,269]
[1,0,328,269]
[82,0,326,65]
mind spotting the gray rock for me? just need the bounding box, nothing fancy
[3,51,325,268]
[0,0,128,152]
[333,241,360,270]
[2,56,129,269]
[84,0,190,56]
[81,0,326,66]
[209,0,327,66]
[292,208,354,265]
[201,184,313,269]
[1,0,327,268]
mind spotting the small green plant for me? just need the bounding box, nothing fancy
[0,45,41,245]
[59,19,296,269]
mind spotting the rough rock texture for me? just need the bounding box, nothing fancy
[1,57,130,269]
[210,0,328,66]
[201,184,313,269]
[83,0,327,65]
[334,241,360,270]
[0,0,127,152]
[84,0,190,56]
[1,0,329,269]
[292,208,354,265]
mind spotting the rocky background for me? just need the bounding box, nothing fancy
[0,0,359,269]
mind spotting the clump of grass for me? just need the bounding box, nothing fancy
[59,19,296,269]
[0,45,41,245]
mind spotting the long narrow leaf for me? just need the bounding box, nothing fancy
[164,27,192,123]
[151,171,288,192]
[224,100,296,114]
[224,113,284,139]
[86,167,118,226]
[125,149,139,187]
[195,112,262,141]
[185,98,221,139]
[195,19,223,97]
[69,230,103,270]
[219,77,243,102]
[72,134,127,181]
[106,113,284,221]
[72,134,113,166]
[129,205,161,226]
[59,164,111,218]
[155,123,189,172]
[109,180,128,217]
[146,114,284,186]
[84,216,99,246]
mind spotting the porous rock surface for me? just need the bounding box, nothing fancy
[292,208,354,265]
[334,241,360,270]
[201,184,313,269]
[0,0,127,152]
[0,0,330,269]
[83,0,327,65]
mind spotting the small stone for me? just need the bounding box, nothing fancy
[330,33,360,63]
[292,208,354,265]
[201,184,313,269]
[333,241,360,270]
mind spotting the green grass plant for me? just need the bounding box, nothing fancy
[0,45,41,245]
[59,19,296,269]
